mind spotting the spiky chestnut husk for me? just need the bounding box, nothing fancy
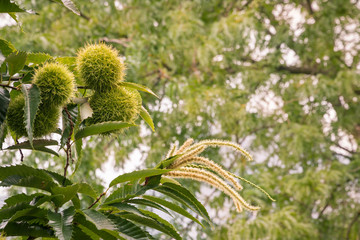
[33,62,75,107]
[6,95,60,138]
[76,43,125,92]
[88,87,142,126]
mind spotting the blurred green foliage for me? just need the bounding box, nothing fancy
[1,0,360,239]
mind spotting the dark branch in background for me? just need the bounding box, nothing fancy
[227,55,335,77]
[304,0,314,15]
[275,65,331,76]
[99,37,131,47]
[318,186,336,219]
[63,107,74,185]
[346,211,360,240]
[79,12,90,21]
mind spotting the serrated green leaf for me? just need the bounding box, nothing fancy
[53,0,80,15]
[142,195,204,228]
[139,106,155,132]
[5,206,47,226]
[107,214,152,240]
[3,222,54,237]
[0,203,31,223]
[44,169,73,186]
[0,88,10,126]
[0,38,16,57]
[118,211,181,240]
[8,12,19,24]
[125,198,172,216]
[103,183,152,205]
[0,175,57,192]
[140,209,181,239]
[21,84,41,147]
[6,139,58,149]
[51,185,80,207]
[4,193,51,207]
[75,121,135,140]
[82,209,115,231]
[0,164,54,183]
[72,225,95,240]
[77,183,98,199]
[155,182,211,224]
[0,0,25,13]
[25,52,53,66]
[109,169,172,188]
[48,206,75,240]
[74,213,117,240]
[120,82,159,98]
[6,139,59,156]
[6,51,27,76]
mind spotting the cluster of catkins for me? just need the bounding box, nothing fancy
[6,43,142,139]
[7,63,75,137]
[76,43,142,126]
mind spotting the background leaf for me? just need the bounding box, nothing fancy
[6,51,27,76]
[25,52,53,66]
[0,37,16,57]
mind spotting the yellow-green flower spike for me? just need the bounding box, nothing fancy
[33,62,75,107]
[6,95,60,138]
[88,87,142,125]
[76,43,125,92]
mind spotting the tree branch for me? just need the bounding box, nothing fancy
[88,189,108,209]
[346,211,360,240]
[276,65,330,76]
[99,37,131,47]
[63,107,74,185]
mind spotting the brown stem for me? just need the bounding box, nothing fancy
[15,139,24,162]
[63,107,74,185]
[88,190,108,209]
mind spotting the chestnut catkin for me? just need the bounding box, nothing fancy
[76,43,125,92]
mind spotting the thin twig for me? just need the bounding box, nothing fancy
[346,211,360,240]
[16,139,24,162]
[0,84,18,90]
[63,107,74,185]
[88,189,108,209]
